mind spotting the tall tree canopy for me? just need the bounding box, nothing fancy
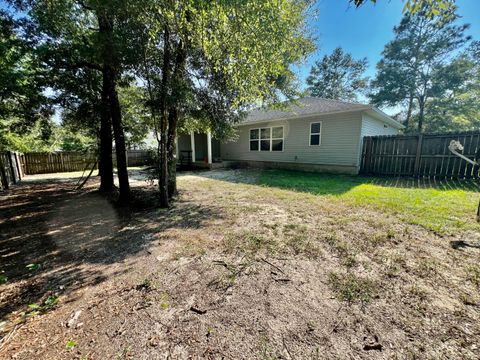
[4,0,313,206]
[0,10,52,151]
[423,41,480,132]
[306,47,368,101]
[369,5,470,132]
[135,0,314,206]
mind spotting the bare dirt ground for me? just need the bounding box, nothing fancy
[1,169,480,359]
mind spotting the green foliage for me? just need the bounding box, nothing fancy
[27,295,59,315]
[139,0,314,135]
[306,47,368,101]
[423,42,480,132]
[352,0,456,18]
[26,263,41,271]
[0,270,7,284]
[369,4,471,131]
[0,11,53,151]
[66,339,77,350]
[118,86,153,149]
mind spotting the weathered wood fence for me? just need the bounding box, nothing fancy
[22,152,98,175]
[0,151,23,190]
[20,150,153,175]
[360,132,480,178]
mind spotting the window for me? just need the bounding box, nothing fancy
[310,122,322,146]
[249,126,284,152]
[260,128,271,151]
[249,129,259,151]
[271,126,283,151]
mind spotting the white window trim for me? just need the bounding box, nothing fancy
[249,126,284,152]
[309,121,322,146]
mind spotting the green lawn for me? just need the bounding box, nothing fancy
[257,170,480,234]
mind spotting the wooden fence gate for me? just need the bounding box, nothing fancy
[360,132,480,178]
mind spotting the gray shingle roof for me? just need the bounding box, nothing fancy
[244,97,370,124]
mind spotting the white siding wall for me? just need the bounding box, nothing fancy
[221,112,363,167]
[361,114,399,137]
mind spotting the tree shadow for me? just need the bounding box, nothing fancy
[450,240,480,251]
[193,168,480,196]
[0,176,221,322]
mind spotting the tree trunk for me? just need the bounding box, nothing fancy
[166,40,186,199]
[98,12,130,203]
[158,26,171,208]
[418,95,425,133]
[106,66,130,203]
[167,107,177,197]
[98,72,114,192]
[405,94,414,132]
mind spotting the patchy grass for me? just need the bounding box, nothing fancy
[258,169,480,234]
[328,271,377,303]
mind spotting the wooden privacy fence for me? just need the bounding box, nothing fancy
[21,152,98,175]
[360,132,480,178]
[20,150,153,175]
[0,151,23,190]
[122,149,153,167]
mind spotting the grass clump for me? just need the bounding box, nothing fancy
[224,231,278,255]
[328,272,376,303]
[283,224,322,258]
[465,264,480,287]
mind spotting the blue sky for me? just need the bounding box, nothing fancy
[294,0,480,88]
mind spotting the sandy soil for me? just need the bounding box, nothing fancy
[0,169,479,359]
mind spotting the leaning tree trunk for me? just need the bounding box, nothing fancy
[98,12,130,203]
[98,73,114,192]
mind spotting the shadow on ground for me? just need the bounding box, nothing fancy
[0,175,220,322]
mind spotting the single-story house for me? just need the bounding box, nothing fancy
[176,97,404,174]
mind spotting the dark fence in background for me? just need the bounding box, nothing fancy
[0,151,22,190]
[122,149,153,167]
[360,132,480,178]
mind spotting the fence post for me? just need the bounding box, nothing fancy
[413,134,423,177]
[7,151,16,184]
[15,152,22,180]
[0,155,9,190]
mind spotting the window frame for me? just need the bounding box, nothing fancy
[249,125,284,152]
[309,121,322,146]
